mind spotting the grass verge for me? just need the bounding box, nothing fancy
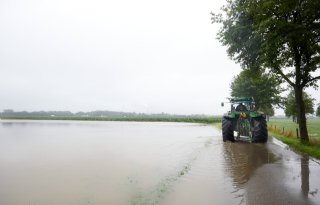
[268,118,320,160]
[269,131,320,159]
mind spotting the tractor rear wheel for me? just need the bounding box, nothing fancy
[252,116,268,143]
[222,117,235,142]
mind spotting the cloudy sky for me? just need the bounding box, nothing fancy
[0,0,319,115]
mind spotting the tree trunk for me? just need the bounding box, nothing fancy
[294,86,309,144]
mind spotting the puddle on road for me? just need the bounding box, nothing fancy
[223,142,278,186]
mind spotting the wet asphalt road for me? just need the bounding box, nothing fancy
[225,137,320,205]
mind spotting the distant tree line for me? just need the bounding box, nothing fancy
[0,109,221,124]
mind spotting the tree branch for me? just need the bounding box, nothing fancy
[310,75,320,82]
[303,75,320,86]
[273,67,295,87]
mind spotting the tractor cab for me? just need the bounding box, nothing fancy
[230,97,254,112]
[225,97,256,117]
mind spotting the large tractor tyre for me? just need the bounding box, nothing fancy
[252,116,268,143]
[222,117,235,142]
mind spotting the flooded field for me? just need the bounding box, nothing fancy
[0,120,319,205]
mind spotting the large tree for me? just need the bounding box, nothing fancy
[230,69,283,116]
[284,90,315,122]
[213,0,320,143]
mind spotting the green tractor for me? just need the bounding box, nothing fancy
[221,97,268,143]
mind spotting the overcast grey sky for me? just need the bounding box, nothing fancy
[0,0,319,115]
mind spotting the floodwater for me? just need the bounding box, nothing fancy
[0,120,319,205]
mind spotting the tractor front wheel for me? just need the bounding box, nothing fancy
[222,117,235,142]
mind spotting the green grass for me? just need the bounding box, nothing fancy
[269,118,320,139]
[269,132,320,159]
[268,118,320,159]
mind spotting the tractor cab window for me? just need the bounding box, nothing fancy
[235,103,248,111]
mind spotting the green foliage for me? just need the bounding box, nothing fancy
[317,104,320,117]
[230,69,283,116]
[284,90,315,118]
[262,106,274,117]
[213,0,320,86]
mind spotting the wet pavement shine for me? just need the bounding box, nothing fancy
[0,120,319,205]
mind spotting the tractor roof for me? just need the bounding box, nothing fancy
[229,97,254,103]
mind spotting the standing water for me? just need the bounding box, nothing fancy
[1,120,319,205]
